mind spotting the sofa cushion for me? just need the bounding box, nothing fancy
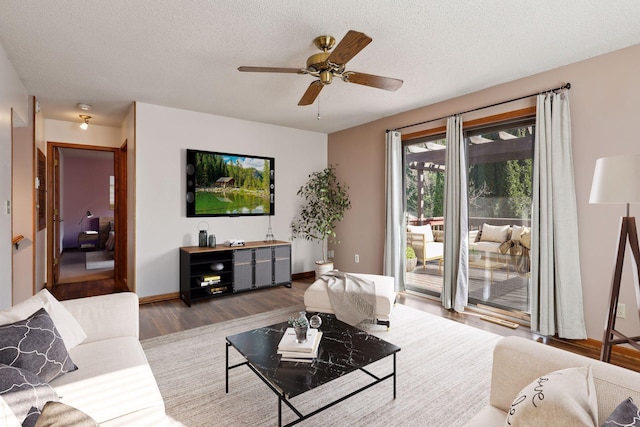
[0,289,87,351]
[34,401,97,427]
[505,366,598,427]
[480,224,510,243]
[0,363,59,427]
[602,397,640,426]
[0,308,77,383]
[51,337,165,424]
[408,224,434,242]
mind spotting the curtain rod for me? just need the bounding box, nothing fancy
[386,82,571,133]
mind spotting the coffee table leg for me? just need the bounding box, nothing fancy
[225,342,229,393]
[393,352,397,399]
[278,397,282,427]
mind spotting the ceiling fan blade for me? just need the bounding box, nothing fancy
[298,81,323,106]
[238,66,305,74]
[327,30,372,66]
[343,71,403,91]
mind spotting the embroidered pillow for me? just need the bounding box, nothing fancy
[602,397,640,426]
[0,363,58,427]
[0,308,77,383]
[505,366,598,427]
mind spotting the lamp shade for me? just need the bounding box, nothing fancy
[589,155,640,204]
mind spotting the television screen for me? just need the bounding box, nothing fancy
[186,149,274,217]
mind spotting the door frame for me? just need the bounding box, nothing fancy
[46,141,126,288]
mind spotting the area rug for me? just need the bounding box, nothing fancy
[85,250,114,270]
[142,304,502,427]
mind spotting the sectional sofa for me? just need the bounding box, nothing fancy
[0,290,166,426]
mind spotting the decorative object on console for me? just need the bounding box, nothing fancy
[589,154,640,362]
[198,221,209,247]
[291,166,351,278]
[224,239,246,247]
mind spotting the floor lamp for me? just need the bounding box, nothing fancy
[589,155,640,363]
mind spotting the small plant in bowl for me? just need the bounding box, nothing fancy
[288,316,308,328]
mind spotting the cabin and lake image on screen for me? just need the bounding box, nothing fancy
[191,151,274,216]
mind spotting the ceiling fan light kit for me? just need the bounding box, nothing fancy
[238,30,403,106]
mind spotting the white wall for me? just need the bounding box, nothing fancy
[134,103,327,298]
[45,120,122,148]
[0,43,28,309]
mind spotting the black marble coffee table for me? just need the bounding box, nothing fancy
[225,313,400,426]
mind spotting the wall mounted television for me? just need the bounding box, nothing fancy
[186,149,274,217]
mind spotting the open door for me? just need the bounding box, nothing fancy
[46,145,61,287]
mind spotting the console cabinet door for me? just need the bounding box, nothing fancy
[254,247,273,288]
[233,249,252,291]
[274,245,291,285]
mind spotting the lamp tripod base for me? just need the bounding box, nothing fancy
[600,216,640,362]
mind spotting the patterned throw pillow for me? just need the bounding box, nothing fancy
[505,366,598,426]
[0,363,58,427]
[602,397,640,426]
[0,308,77,382]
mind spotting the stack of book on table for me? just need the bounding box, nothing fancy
[277,328,322,363]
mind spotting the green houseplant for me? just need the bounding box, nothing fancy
[291,166,351,277]
[406,246,417,272]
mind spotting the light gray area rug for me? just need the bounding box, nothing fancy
[142,304,501,426]
[85,250,114,270]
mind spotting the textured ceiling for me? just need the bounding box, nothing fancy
[1,1,640,134]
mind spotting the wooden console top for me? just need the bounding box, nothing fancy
[180,240,290,254]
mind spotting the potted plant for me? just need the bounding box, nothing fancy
[470,248,482,262]
[406,246,417,272]
[291,166,351,278]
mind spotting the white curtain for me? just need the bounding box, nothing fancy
[442,115,469,311]
[384,130,405,292]
[531,91,587,339]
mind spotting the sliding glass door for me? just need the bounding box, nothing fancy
[402,119,533,319]
[466,119,534,315]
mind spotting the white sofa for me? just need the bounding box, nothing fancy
[464,336,640,426]
[0,291,167,426]
[51,292,167,426]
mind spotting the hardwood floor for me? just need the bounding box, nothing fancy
[50,277,640,373]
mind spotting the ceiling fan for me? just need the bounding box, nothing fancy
[238,30,403,106]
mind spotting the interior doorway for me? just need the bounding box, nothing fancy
[47,142,126,291]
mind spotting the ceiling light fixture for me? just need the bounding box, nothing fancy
[79,114,91,130]
[77,103,92,111]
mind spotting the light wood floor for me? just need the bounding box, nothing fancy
[50,277,640,373]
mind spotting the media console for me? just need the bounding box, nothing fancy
[179,240,292,307]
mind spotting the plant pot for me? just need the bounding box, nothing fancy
[315,261,334,279]
[406,257,417,272]
[470,253,482,262]
[294,326,308,343]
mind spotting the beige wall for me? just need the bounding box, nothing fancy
[328,43,640,341]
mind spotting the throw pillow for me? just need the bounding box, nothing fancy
[0,289,87,351]
[34,401,97,427]
[505,366,598,427]
[511,225,526,243]
[0,363,59,427]
[480,223,510,243]
[602,397,640,426]
[0,308,77,383]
